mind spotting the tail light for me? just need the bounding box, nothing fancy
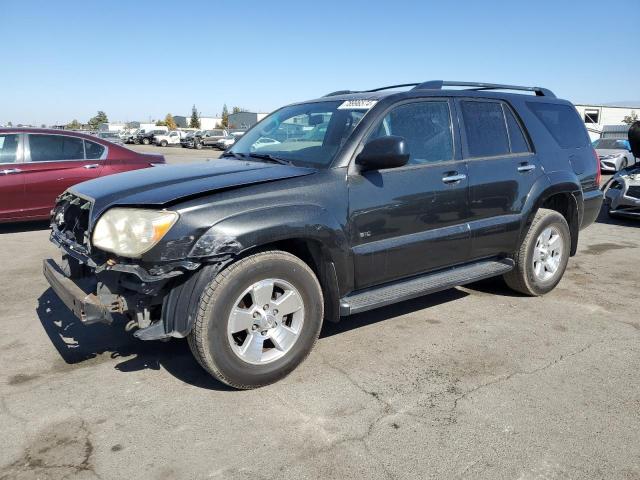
[593,148,601,187]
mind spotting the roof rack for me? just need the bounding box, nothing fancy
[412,80,556,98]
[323,81,555,98]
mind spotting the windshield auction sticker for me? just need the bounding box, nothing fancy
[338,100,378,110]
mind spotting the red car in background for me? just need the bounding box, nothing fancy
[0,128,165,222]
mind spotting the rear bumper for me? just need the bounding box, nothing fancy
[581,189,603,229]
[43,259,118,324]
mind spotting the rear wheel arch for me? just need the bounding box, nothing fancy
[520,176,581,257]
[539,192,579,256]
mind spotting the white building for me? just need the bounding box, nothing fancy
[574,104,638,140]
[173,115,221,130]
[98,122,126,132]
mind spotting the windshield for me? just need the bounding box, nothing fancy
[593,139,630,150]
[228,100,373,167]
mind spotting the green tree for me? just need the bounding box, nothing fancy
[87,111,108,130]
[66,119,82,130]
[221,104,229,128]
[155,119,167,126]
[189,105,201,128]
[232,106,246,114]
[623,111,638,125]
[164,113,177,130]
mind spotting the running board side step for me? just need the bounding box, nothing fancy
[339,259,514,316]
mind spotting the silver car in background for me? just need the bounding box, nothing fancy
[603,165,640,219]
[594,138,635,171]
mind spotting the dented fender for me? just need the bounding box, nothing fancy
[187,204,353,292]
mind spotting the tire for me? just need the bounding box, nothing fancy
[195,142,203,150]
[160,140,168,147]
[188,251,324,389]
[142,138,150,145]
[503,208,571,296]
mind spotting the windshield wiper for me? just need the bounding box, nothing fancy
[246,153,292,165]
[221,151,246,160]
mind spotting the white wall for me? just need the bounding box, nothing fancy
[575,105,637,127]
[200,117,222,130]
[99,123,126,132]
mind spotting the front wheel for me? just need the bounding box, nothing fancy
[195,142,203,150]
[142,138,150,145]
[504,208,571,296]
[188,251,324,389]
[160,140,168,147]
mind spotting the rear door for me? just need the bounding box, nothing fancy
[457,99,541,258]
[21,133,106,218]
[0,132,26,221]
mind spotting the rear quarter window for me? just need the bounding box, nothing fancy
[527,102,589,149]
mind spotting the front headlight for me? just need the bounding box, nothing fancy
[92,208,178,258]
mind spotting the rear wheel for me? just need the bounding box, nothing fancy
[142,138,150,145]
[188,251,324,389]
[504,208,570,296]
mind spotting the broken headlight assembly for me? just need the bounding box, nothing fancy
[92,208,178,258]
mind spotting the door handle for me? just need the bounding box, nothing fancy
[83,164,100,169]
[517,163,536,173]
[442,173,467,184]
[1,168,22,175]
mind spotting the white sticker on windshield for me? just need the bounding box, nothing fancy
[338,100,377,110]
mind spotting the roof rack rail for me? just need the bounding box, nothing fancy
[323,90,357,97]
[412,80,556,98]
[323,84,420,97]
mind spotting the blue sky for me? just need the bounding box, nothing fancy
[1,0,639,125]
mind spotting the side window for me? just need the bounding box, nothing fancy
[84,140,106,160]
[527,102,590,149]
[29,135,84,162]
[0,134,19,163]
[460,101,509,157]
[368,101,454,166]
[504,106,530,153]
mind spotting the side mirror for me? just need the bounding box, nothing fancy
[356,136,410,171]
[629,121,640,158]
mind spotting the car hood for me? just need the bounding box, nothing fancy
[596,148,627,157]
[70,159,316,221]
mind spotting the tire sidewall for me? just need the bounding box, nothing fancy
[523,212,570,295]
[201,255,323,387]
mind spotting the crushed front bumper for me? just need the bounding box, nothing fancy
[43,259,120,324]
[603,169,640,218]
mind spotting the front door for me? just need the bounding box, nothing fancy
[21,133,105,218]
[456,99,542,258]
[348,99,471,289]
[0,132,25,221]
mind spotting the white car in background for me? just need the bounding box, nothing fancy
[154,130,186,147]
[252,137,281,150]
[593,138,636,171]
[214,132,246,150]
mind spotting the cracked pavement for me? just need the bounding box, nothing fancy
[1,154,639,479]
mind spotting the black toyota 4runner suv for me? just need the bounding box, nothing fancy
[44,81,602,389]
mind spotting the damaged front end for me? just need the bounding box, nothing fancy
[604,167,640,219]
[44,192,238,341]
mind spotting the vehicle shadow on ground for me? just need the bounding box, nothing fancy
[595,203,638,227]
[36,288,234,391]
[0,220,50,235]
[321,288,470,338]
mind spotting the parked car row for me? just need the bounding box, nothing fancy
[0,128,163,222]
